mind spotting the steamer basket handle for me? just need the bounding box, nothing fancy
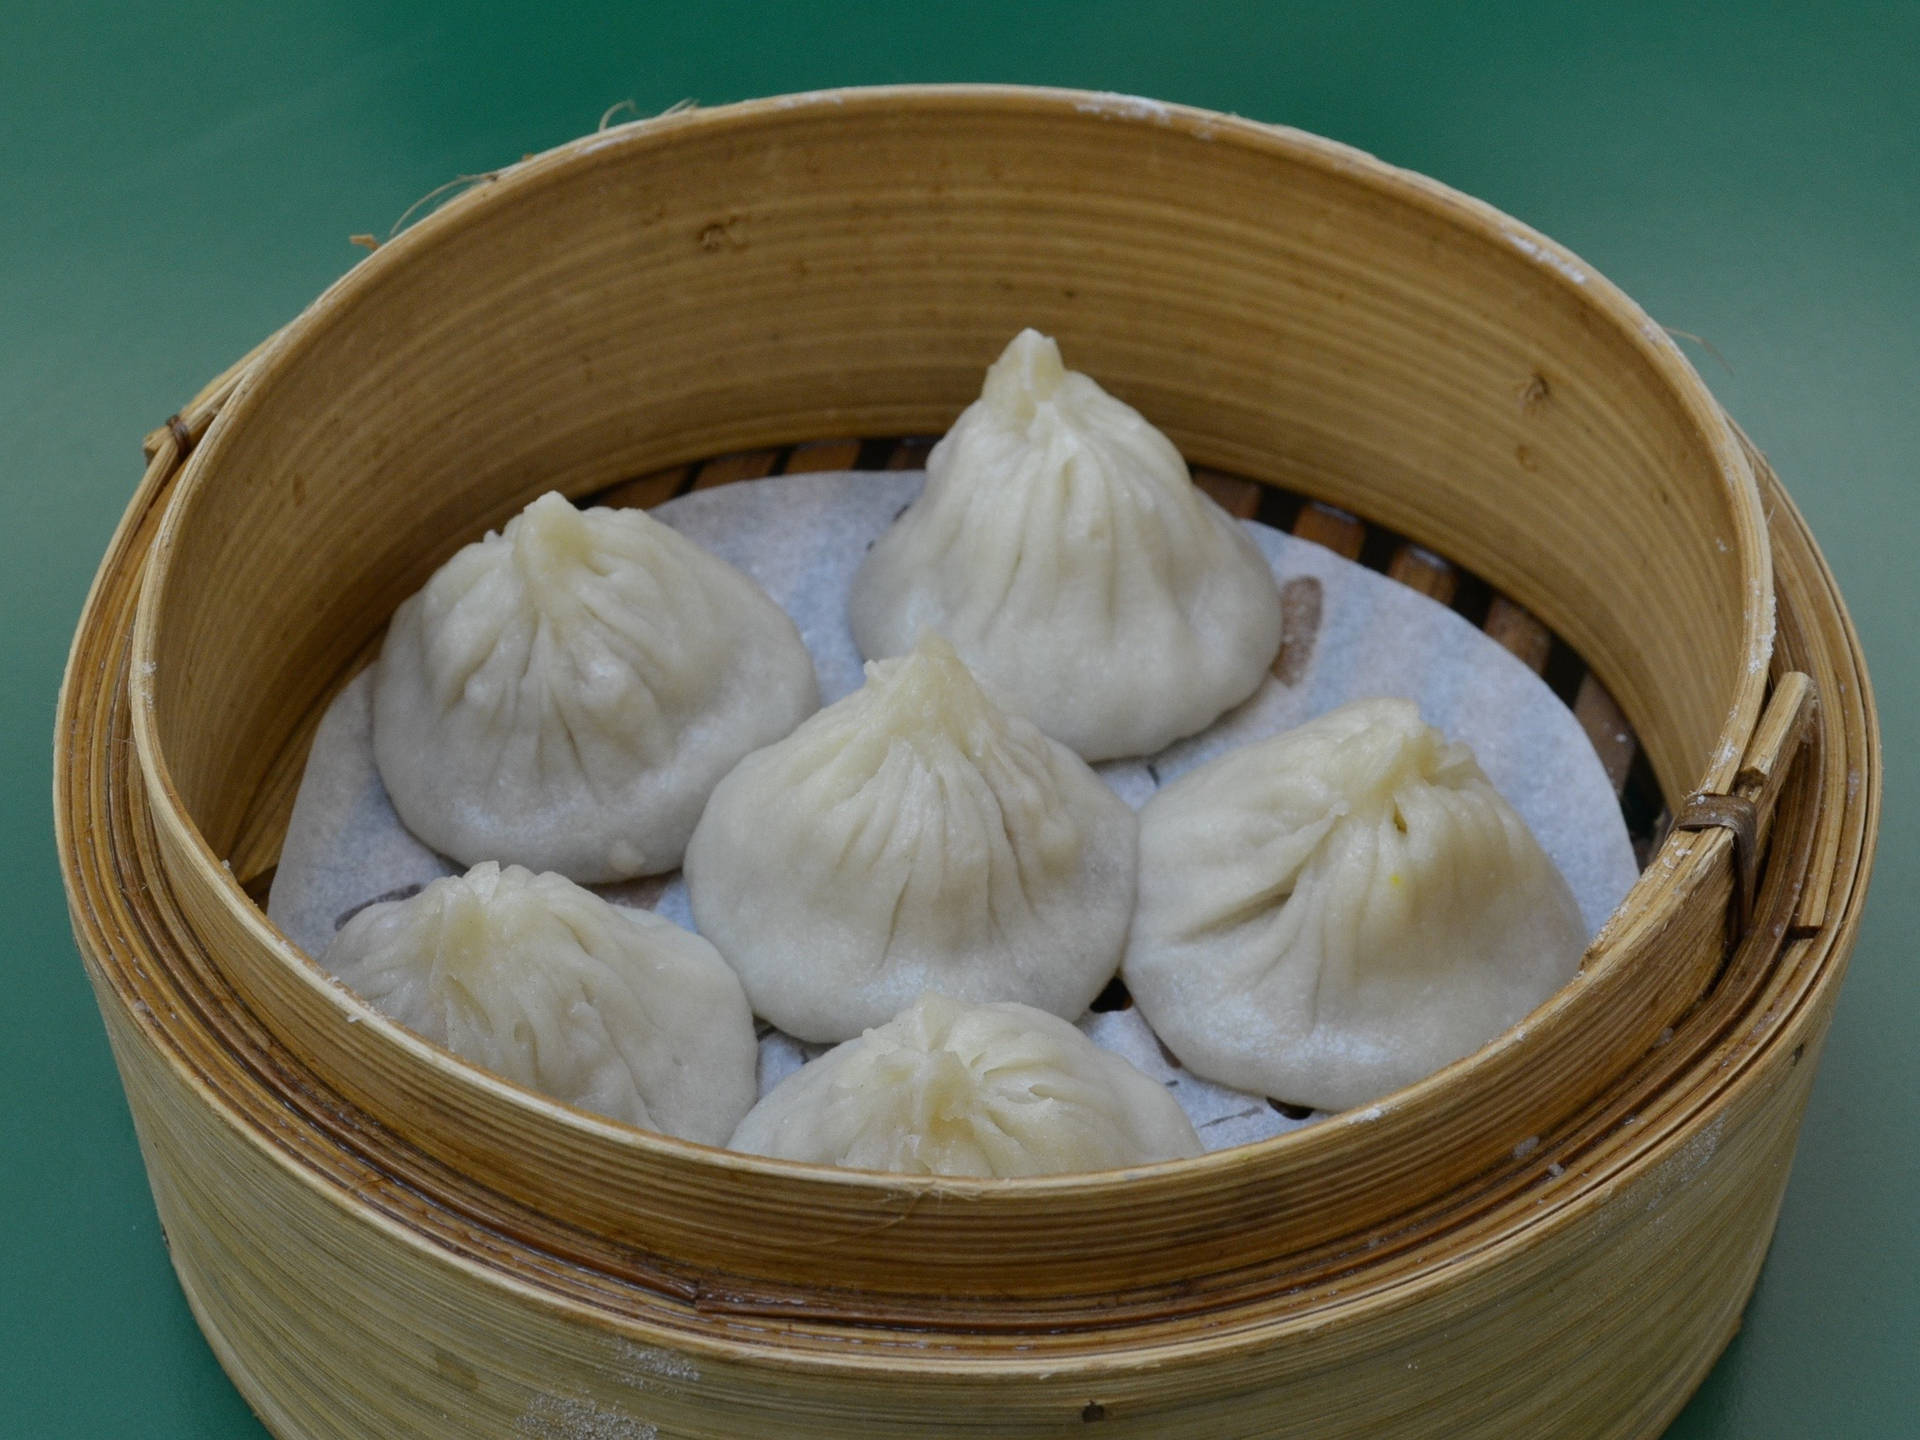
[1676,671,1815,941]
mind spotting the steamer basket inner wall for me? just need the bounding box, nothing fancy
[144,93,1760,860]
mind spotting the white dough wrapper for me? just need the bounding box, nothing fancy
[321,862,758,1144]
[270,467,1640,1151]
[1123,699,1590,1114]
[373,491,818,882]
[750,1002,1319,1155]
[730,994,1202,1176]
[848,330,1283,761]
[684,634,1138,1043]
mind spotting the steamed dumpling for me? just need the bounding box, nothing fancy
[373,491,818,882]
[1122,698,1587,1113]
[683,634,1137,1043]
[321,861,757,1143]
[729,994,1202,1175]
[847,329,1283,761]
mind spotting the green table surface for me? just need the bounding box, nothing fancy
[6,2,1914,1435]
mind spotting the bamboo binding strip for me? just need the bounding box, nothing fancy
[55,87,1879,1437]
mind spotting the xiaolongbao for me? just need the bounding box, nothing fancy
[373,491,817,882]
[683,633,1137,1043]
[1122,698,1587,1113]
[321,861,757,1143]
[847,329,1283,761]
[729,994,1202,1176]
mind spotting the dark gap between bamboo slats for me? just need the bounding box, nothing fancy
[886,437,936,471]
[595,463,691,511]
[692,449,783,490]
[785,439,865,474]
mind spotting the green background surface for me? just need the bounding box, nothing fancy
[5,2,1914,1435]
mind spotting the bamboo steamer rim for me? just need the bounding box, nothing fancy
[117,84,1780,1259]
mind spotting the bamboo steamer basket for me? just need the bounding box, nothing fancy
[54,86,1878,1437]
